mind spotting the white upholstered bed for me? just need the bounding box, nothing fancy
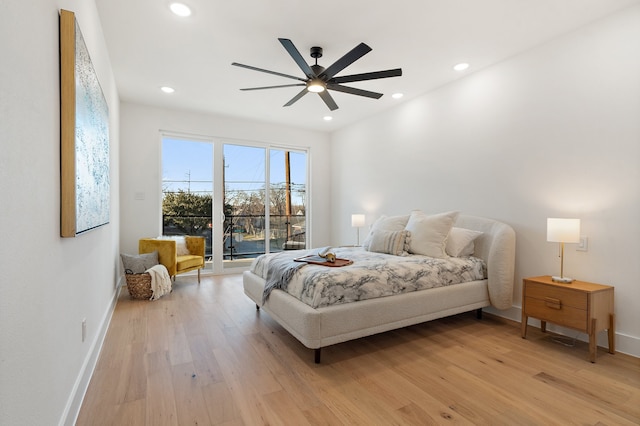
[243,214,516,363]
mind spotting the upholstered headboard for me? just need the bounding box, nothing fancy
[455,215,516,309]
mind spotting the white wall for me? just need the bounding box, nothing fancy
[330,6,640,356]
[0,1,120,425]
[119,103,332,257]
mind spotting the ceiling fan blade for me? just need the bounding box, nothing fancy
[330,68,402,84]
[318,90,339,111]
[278,38,315,79]
[240,83,306,91]
[320,42,372,80]
[327,84,383,99]
[284,88,309,107]
[232,62,307,82]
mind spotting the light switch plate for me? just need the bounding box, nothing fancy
[577,235,588,252]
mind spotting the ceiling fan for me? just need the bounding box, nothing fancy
[232,38,402,111]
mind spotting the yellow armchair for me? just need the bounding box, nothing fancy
[139,236,205,282]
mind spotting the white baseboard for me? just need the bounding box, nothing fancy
[60,276,123,426]
[485,305,640,359]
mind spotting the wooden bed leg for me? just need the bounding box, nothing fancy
[314,348,321,364]
[256,304,260,310]
[476,308,483,320]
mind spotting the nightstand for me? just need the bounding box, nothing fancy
[521,275,615,362]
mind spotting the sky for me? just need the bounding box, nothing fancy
[161,137,307,205]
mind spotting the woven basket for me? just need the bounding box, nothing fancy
[125,273,153,300]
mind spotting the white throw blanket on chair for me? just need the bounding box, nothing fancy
[146,264,172,300]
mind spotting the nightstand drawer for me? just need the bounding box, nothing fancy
[525,282,587,309]
[524,296,587,331]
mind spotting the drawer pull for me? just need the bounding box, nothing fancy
[544,297,562,309]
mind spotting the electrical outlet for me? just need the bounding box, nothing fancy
[577,236,588,252]
[82,318,87,342]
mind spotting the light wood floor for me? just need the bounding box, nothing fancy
[77,274,640,425]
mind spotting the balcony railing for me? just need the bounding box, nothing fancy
[162,214,306,260]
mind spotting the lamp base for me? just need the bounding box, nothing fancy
[551,275,574,283]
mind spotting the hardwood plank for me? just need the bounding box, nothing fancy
[113,398,146,426]
[534,371,639,424]
[200,381,243,425]
[245,333,323,411]
[171,362,212,425]
[117,341,147,403]
[77,274,640,425]
[167,323,193,366]
[213,346,274,425]
[145,350,178,426]
[76,367,122,425]
[260,389,313,425]
[301,404,344,425]
[395,353,514,423]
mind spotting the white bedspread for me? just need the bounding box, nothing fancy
[251,247,486,308]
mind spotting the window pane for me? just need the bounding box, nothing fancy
[161,138,213,259]
[223,144,266,260]
[272,150,306,252]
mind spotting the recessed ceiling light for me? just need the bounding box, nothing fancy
[453,63,470,71]
[391,93,404,99]
[160,86,175,93]
[323,116,333,121]
[169,3,191,17]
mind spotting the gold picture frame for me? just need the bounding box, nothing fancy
[60,9,110,237]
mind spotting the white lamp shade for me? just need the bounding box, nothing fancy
[547,218,581,243]
[351,214,365,228]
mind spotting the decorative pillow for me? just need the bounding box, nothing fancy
[366,230,411,256]
[446,227,483,257]
[404,211,459,258]
[174,236,190,256]
[157,235,190,256]
[362,214,410,250]
[121,251,159,274]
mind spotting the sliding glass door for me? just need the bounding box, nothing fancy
[162,136,307,274]
[221,145,308,269]
[222,144,266,267]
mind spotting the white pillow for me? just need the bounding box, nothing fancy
[404,211,459,258]
[362,214,410,249]
[366,229,411,256]
[446,227,483,257]
[174,236,190,256]
[157,235,190,256]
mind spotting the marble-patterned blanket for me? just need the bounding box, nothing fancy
[251,247,486,308]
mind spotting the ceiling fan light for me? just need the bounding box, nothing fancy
[307,80,326,93]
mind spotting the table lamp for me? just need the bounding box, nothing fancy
[547,218,580,283]
[351,214,365,246]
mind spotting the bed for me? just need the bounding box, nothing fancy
[243,213,516,363]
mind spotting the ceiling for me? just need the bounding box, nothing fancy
[95,0,637,132]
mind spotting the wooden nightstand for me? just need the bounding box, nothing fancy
[521,275,615,362]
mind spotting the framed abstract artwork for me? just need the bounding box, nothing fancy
[60,9,110,237]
